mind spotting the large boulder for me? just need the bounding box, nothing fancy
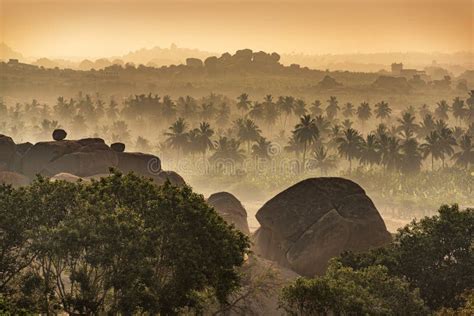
[20,139,112,177]
[253,177,391,276]
[42,150,118,177]
[21,141,82,177]
[116,152,161,176]
[0,134,16,170]
[207,192,250,234]
[0,171,30,187]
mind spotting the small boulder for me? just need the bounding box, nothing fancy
[111,142,125,152]
[152,170,185,187]
[52,129,67,141]
[50,172,83,183]
[207,192,250,234]
[0,171,30,187]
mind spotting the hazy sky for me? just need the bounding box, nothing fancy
[1,0,472,59]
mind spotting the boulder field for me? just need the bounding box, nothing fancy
[0,133,184,187]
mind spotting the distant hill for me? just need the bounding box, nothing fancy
[120,43,216,67]
[280,51,474,76]
[0,43,24,61]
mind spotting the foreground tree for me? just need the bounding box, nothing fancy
[339,204,474,312]
[280,262,427,315]
[1,173,250,314]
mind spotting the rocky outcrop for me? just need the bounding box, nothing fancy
[21,140,103,177]
[207,192,250,234]
[253,177,391,276]
[2,134,181,187]
[0,134,16,170]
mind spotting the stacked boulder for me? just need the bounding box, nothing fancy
[207,192,250,235]
[0,130,184,187]
[253,177,391,276]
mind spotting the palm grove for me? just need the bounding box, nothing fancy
[1,91,473,208]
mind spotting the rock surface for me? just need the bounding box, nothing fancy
[253,177,391,276]
[207,192,250,234]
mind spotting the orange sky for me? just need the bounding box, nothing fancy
[0,0,472,58]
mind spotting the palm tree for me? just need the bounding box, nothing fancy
[418,114,435,139]
[235,118,262,153]
[438,127,457,168]
[210,136,245,164]
[326,96,340,120]
[374,101,391,121]
[420,131,443,171]
[309,145,337,175]
[293,99,307,117]
[336,128,363,171]
[215,102,231,128]
[278,96,295,128]
[200,102,216,121]
[400,137,422,174]
[178,96,198,120]
[342,119,353,129]
[293,115,319,171]
[356,102,372,127]
[359,134,381,167]
[106,99,119,121]
[248,102,265,122]
[452,135,473,169]
[263,101,279,133]
[314,115,331,138]
[309,100,323,117]
[251,137,272,159]
[195,122,215,162]
[397,112,418,139]
[418,104,431,118]
[342,102,355,118]
[164,117,189,159]
[237,93,251,116]
[434,100,449,121]
[451,97,466,124]
[162,95,177,123]
[379,135,403,171]
[327,124,343,150]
